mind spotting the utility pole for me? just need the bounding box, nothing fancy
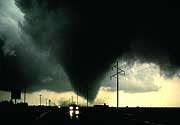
[77,92,78,105]
[39,94,42,106]
[87,85,89,107]
[15,99,17,104]
[24,86,26,103]
[45,98,48,106]
[71,96,73,104]
[49,99,51,106]
[110,61,125,108]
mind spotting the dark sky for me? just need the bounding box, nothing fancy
[1,0,180,101]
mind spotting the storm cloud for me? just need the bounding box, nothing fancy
[102,61,161,93]
[1,0,180,101]
[0,0,72,93]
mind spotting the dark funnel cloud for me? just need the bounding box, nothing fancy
[1,0,180,101]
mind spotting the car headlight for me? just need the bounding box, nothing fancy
[76,106,79,110]
[69,106,73,110]
[69,110,74,117]
[75,110,79,115]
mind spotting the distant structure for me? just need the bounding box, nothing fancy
[93,103,109,110]
[11,89,21,104]
[110,61,125,108]
[39,94,42,106]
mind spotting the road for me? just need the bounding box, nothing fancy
[33,107,179,125]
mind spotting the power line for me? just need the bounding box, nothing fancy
[110,61,125,108]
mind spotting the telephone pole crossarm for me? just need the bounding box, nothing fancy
[110,71,125,79]
[112,66,126,74]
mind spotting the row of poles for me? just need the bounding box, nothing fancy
[23,88,78,106]
[23,87,56,106]
[39,92,79,106]
[39,94,56,106]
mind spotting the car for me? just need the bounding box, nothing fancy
[69,104,79,119]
